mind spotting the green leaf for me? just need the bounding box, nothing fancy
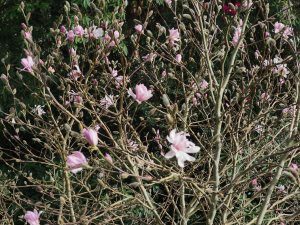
[83,0,91,8]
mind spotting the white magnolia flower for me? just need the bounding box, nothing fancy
[32,105,46,116]
[164,129,200,167]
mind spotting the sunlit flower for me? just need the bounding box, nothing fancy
[276,184,286,193]
[82,128,98,146]
[128,84,153,104]
[66,151,88,174]
[175,54,182,63]
[24,209,41,225]
[67,30,75,42]
[69,65,82,81]
[274,22,285,33]
[32,105,46,116]
[167,28,180,46]
[92,27,103,39]
[135,24,143,33]
[165,129,200,167]
[21,56,34,72]
[273,64,289,78]
[74,25,84,37]
[283,27,293,39]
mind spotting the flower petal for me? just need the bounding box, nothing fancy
[164,150,176,159]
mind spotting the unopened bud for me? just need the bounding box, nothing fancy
[166,113,174,125]
[120,172,129,179]
[162,94,170,107]
[104,153,113,165]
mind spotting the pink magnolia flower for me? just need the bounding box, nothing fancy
[282,105,296,116]
[66,151,88,174]
[67,30,75,42]
[250,178,261,191]
[142,53,157,62]
[127,139,139,151]
[199,79,209,89]
[110,68,118,77]
[114,75,128,89]
[69,48,76,57]
[254,50,261,60]
[48,66,55,73]
[175,54,182,63]
[100,94,115,109]
[23,31,32,41]
[128,84,153,104]
[113,30,120,39]
[74,25,84,37]
[21,56,34,72]
[289,163,298,172]
[104,153,113,164]
[264,31,270,39]
[260,92,270,101]
[283,27,293,39]
[82,128,98,146]
[165,129,200,168]
[276,184,286,193]
[192,97,198,106]
[251,178,258,186]
[60,25,67,34]
[104,33,111,42]
[68,91,82,104]
[165,0,172,6]
[254,125,264,133]
[274,22,285,33]
[280,78,286,85]
[273,62,289,78]
[135,24,143,33]
[24,209,41,225]
[167,28,180,46]
[69,65,82,81]
[86,26,103,39]
[232,20,243,46]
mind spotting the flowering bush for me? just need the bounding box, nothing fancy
[0,0,299,224]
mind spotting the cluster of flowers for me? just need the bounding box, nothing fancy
[23,129,196,224]
[67,127,200,173]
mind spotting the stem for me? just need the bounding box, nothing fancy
[207,10,251,225]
